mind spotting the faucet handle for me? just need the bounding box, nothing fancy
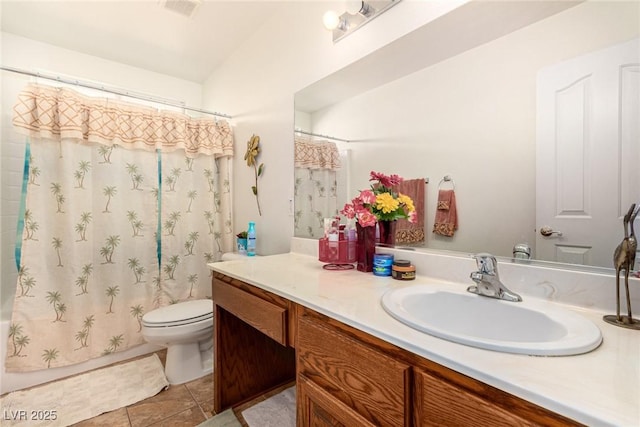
[473,253,498,275]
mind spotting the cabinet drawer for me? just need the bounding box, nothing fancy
[416,369,537,427]
[298,315,410,427]
[212,278,287,345]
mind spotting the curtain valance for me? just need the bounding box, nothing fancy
[294,136,341,171]
[12,83,233,158]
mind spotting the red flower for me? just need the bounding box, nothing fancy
[358,211,377,227]
[340,203,356,219]
[369,171,403,188]
[359,189,376,205]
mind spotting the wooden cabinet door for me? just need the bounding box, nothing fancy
[297,314,410,427]
[298,375,377,427]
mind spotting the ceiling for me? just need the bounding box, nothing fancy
[1,0,288,83]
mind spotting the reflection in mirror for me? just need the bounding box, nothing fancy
[293,133,346,238]
[294,1,640,271]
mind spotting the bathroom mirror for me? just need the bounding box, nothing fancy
[293,1,640,271]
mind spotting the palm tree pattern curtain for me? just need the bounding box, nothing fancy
[6,84,233,372]
[159,151,232,304]
[294,137,341,238]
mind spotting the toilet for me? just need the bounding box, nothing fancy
[141,299,214,384]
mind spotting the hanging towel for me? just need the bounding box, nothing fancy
[433,189,458,237]
[393,178,425,244]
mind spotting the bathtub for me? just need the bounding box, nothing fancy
[0,320,162,395]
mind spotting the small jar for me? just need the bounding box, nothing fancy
[372,253,394,276]
[392,260,416,280]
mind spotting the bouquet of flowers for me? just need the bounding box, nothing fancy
[340,171,417,227]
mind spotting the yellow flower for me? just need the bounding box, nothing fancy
[244,135,260,166]
[376,192,399,214]
[398,193,415,212]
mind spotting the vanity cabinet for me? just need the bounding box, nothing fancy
[212,273,581,426]
[296,306,580,427]
[211,272,296,412]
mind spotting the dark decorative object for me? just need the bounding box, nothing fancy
[378,220,397,246]
[356,223,376,272]
[603,203,640,329]
[244,135,264,216]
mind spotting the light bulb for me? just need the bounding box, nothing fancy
[323,10,340,30]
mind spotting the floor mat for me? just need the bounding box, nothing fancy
[197,409,242,427]
[0,353,169,426]
[241,386,296,427]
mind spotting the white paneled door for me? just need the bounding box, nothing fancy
[536,38,639,268]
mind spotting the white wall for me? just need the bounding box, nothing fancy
[203,0,639,258]
[0,0,467,323]
[0,33,203,321]
[3,2,636,322]
[309,1,640,258]
[202,0,469,256]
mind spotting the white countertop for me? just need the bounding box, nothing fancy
[209,252,640,426]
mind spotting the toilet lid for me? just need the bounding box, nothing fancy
[142,299,213,327]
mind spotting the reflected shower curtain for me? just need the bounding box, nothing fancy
[6,84,233,371]
[294,137,341,238]
[294,169,338,238]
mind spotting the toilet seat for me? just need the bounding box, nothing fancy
[142,299,213,328]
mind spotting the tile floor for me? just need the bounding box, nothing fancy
[73,373,214,427]
[61,350,211,427]
[65,350,292,427]
[2,349,291,427]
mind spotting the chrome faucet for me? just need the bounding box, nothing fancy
[467,253,522,302]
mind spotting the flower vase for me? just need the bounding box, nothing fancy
[378,220,397,246]
[356,223,376,272]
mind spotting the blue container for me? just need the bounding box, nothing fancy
[372,253,394,276]
[247,221,256,256]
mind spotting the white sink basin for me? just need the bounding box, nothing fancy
[381,285,602,356]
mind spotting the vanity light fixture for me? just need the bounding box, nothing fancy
[323,0,401,42]
[346,0,375,17]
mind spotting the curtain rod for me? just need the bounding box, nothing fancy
[1,65,232,120]
[295,129,350,143]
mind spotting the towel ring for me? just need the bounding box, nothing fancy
[438,175,456,190]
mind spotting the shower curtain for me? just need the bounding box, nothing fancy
[5,84,233,371]
[294,136,341,238]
